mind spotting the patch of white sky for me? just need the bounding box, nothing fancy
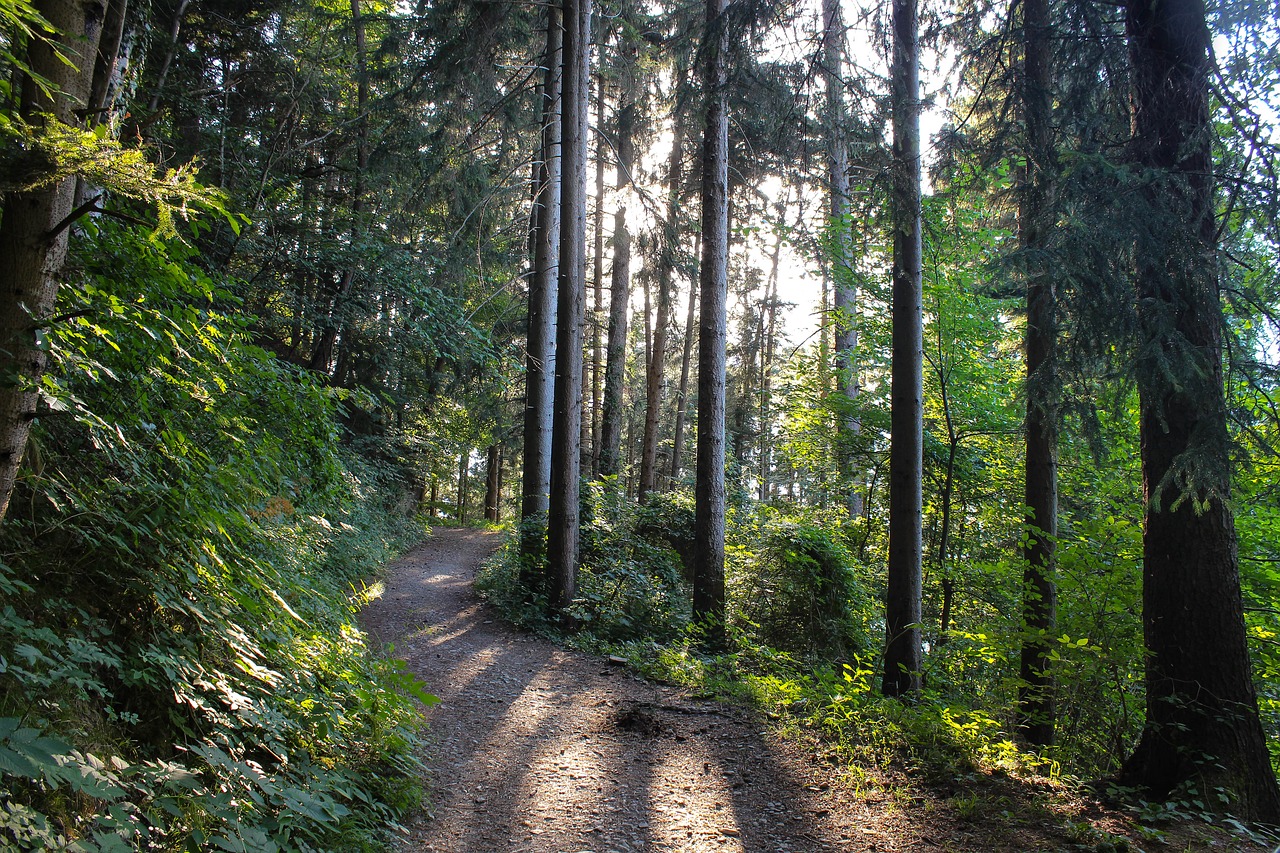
[591,0,965,351]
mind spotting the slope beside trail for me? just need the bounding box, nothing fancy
[359,527,1248,853]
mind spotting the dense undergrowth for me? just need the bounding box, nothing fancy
[0,222,431,851]
[477,482,1280,847]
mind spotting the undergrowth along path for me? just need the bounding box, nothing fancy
[361,528,1260,853]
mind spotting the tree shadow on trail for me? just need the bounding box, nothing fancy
[362,528,846,852]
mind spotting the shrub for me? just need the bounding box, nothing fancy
[0,222,430,851]
[730,520,869,661]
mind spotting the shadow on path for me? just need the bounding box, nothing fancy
[364,529,892,852]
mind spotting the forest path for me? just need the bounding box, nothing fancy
[360,527,1132,853]
[361,527,901,853]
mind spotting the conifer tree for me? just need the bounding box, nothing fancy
[693,0,729,649]
[0,0,111,520]
[547,0,592,612]
[521,5,562,573]
[883,0,925,697]
[1116,0,1280,820]
[1017,0,1059,747]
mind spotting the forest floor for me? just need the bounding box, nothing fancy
[361,527,1269,853]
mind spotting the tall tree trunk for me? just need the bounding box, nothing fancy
[637,70,685,500]
[1017,0,1058,748]
[730,290,758,469]
[670,235,700,484]
[599,47,636,479]
[758,223,782,503]
[457,449,469,522]
[485,444,501,522]
[521,6,562,531]
[693,0,729,651]
[822,0,861,518]
[547,0,592,613]
[883,0,924,698]
[0,0,109,521]
[87,0,128,129]
[1116,0,1280,821]
[590,74,607,477]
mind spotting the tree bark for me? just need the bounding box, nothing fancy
[693,0,728,651]
[0,0,108,521]
[457,449,469,522]
[590,72,606,477]
[547,0,592,613]
[638,69,686,501]
[1017,0,1058,748]
[883,0,924,698]
[521,5,561,529]
[670,238,699,485]
[822,0,861,519]
[1116,0,1280,821]
[87,0,128,125]
[758,221,782,503]
[599,47,635,479]
[485,443,501,522]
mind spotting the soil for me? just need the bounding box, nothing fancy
[361,527,1268,853]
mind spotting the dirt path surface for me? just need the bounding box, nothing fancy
[360,528,1251,853]
[362,528,906,853]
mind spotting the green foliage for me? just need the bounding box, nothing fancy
[729,517,869,660]
[0,119,237,238]
[478,484,692,644]
[0,221,431,851]
[0,0,54,118]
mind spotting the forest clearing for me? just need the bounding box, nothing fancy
[2,0,1280,849]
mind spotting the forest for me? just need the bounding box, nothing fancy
[1,0,1279,848]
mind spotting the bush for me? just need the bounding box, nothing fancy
[730,519,869,661]
[478,484,691,644]
[0,222,430,851]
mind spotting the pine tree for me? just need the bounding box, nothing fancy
[883,0,925,697]
[1116,0,1280,821]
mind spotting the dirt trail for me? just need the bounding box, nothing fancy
[360,527,1228,853]
[361,527,906,853]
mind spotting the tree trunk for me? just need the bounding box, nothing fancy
[670,235,699,484]
[521,6,561,529]
[590,73,607,477]
[485,443,501,522]
[308,0,371,378]
[1017,0,1058,748]
[457,449,469,522]
[146,0,190,114]
[935,363,958,644]
[599,46,635,479]
[87,0,128,126]
[758,222,782,502]
[882,0,924,698]
[547,0,592,613]
[0,0,109,521]
[1116,0,1280,821]
[693,0,729,651]
[822,0,861,518]
[730,289,758,469]
[639,67,687,501]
